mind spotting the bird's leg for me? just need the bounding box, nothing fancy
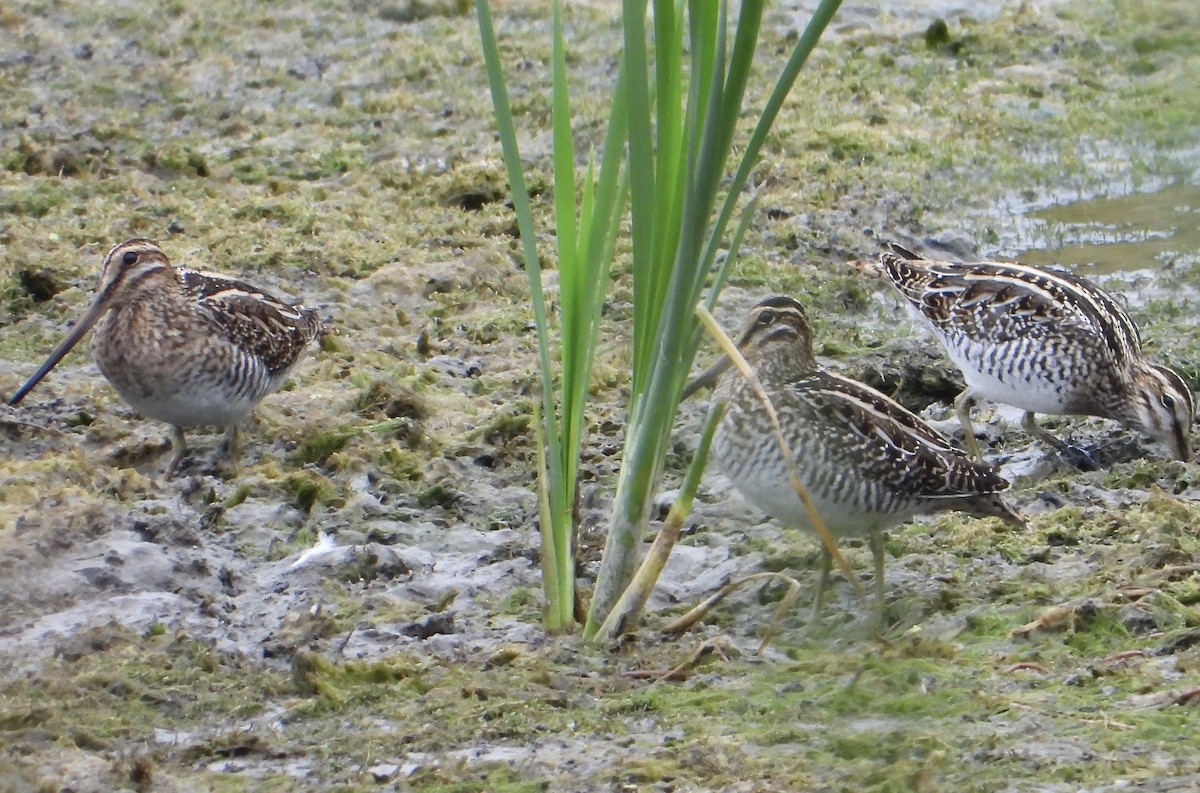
[1021,411,1097,471]
[163,426,189,480]
[217,424,244,474]
[954,388,984,461]
[869,530,887,632]
[810,544,833,624]
[1020,411,1060,449]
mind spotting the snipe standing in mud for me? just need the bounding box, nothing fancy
[852,244,1195,466]
[8,239,327,478]
[684,296,1025,626]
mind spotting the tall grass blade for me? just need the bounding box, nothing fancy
[586,0,843,637]
[478,0,635,629]
[700,0,844,289]
[593,403,724,639]
[480,0,842,638]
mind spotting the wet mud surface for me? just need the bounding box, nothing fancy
[1,0,1199,790]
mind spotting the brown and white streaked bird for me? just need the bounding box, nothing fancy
[852,244,1195,465]
[8,239,327,478]
[684,296,1024,625]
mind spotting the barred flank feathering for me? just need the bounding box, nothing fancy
[8,239,327,477]
[686,295,1024,624]
[854,244,1194,462]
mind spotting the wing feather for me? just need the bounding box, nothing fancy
[791,371,1010,499]
[881,245,1141,367]
[181,268,325,375]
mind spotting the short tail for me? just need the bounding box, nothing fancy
[885,242,924,261]
[299,305,335,341]
[846,257,884,278]
[849,242,926,278]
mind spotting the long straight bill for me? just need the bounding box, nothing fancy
[8,297,107,405]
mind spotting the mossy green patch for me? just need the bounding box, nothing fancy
[282,469,341,512]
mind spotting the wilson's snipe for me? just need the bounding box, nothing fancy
[685,296,1024,624]
[8,239,327,478]
[853,244,1195,465]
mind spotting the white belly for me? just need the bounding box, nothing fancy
[944,341,1081,415]
[731,472,908,539]
[117,387,258,428]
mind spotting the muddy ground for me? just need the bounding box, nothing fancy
[1,0,1199,790]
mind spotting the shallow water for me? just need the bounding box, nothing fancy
[1012,182,1200,274]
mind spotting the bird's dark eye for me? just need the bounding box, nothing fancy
[1162,394,1176,410]
[122,251,138,265]
[758,309,776,325]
